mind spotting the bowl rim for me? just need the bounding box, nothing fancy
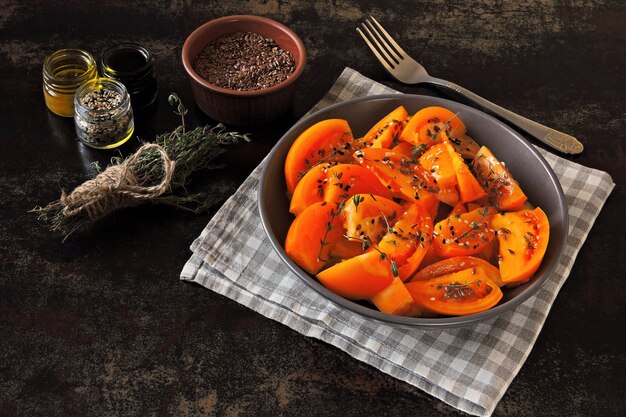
[258,94,569,328]
[181,14,307,98]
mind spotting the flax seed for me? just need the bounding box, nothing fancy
[193,32,296,91]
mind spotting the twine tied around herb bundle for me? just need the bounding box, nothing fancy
[60,144,175,222]
[32,93,251,240]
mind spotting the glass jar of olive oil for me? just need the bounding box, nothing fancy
[42,49,98,117]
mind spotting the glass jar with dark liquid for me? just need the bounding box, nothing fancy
[100,43,158,111]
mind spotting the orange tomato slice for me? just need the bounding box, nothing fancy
[399,106,466,146]
[376,203,433,281]
[491,207,550,285]
[412,256,503,287]
[418,142,460,206]
[284,119,355,194]
[316,251,395,300]
[289,163,391,216]
[473,146,527,210]
[342,194,404,244]
[433,206,497,258]
[442,140,486,203]
[361,105,408,148]
[285,201,344,274]
[406,268,503,316]
[354,147,439,214]
[370,277,421,316]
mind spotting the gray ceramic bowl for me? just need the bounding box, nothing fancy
[258,94,568,328]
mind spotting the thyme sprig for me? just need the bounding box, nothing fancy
[343,234,399,278]
[352,195,365,212]
[427,112,460,142]
[378,208,400,247]
[410,143,427,159]
[342,208,401,277]
[455,207,492,242]
[317,200,346,263]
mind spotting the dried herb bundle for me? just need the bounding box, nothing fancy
[32,94,250,239]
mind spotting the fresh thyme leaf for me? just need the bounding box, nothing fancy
[352,195,365,212]
[430,112,460,142]
[391,261,399,278]
[411,143,427,157]
[343,234,397,278]
[478,207,490,218]
[316,200,346,262]
[386,238,399,246]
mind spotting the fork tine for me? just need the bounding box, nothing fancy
[368,16,409,58]
[359,23,399,68]
[363,19,402,64]
[356,27,395,72]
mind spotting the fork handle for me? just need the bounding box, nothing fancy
[428,77,584,154]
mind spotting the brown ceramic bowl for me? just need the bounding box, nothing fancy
[181,15,306,126]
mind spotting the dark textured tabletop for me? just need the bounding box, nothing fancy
[1,1,624,416]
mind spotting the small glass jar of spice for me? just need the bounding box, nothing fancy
[42,49,98,117]
[74,78,134,149]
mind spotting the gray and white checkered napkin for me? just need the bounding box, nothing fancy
[180,68,615,416]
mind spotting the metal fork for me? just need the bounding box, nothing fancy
[357,16,584,154]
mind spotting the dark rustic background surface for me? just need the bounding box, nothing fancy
[1,1,624,416]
